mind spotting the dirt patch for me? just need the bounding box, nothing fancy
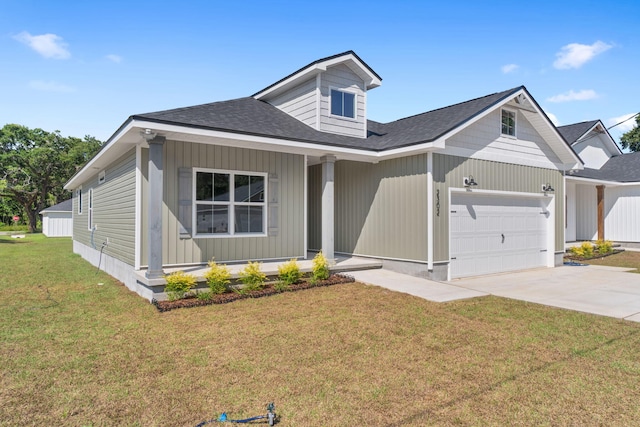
[152,273,355,312]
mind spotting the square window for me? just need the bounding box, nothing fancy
[196,205,228,234]
[501,109,516,136]
[330,89,356,118]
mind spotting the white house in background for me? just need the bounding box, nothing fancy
[558,120,640,245]
[40,198,73,237]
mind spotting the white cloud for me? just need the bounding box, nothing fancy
[545,112,560,126]
[106,54,122,63]
[553,41,612,70]
[607,113,638,133]
[546,89,598,103]
[13,31,70,59]
[501,64,519,74]
[29,80,75,93]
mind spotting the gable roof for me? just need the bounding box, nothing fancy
[253,50,382,100]
[134,87,522,152]
[40,198,72,214]
[557,120,600,145]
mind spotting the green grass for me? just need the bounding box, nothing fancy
[2,235,640,425]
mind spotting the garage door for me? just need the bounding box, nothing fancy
[450,193,549,279]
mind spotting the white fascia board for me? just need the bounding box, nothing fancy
[450,187,552,199]
[64,120,137,190]
[253,64,326,100]
[565,175,639,187]
[576,121,623,156]
[321,53,381,89]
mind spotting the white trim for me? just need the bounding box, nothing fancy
[450,187,552,198]
[304,154,308,258]
[328,86,358,121]
[442,145,564,170]
[76,187,83,215]
[565,175,640,187]
[501,108,517,138]
[427,152,434,270]
[192,167,268,238]
[574,121,623,155]
[315,74,321,130]
[134,144,141,270]
[87,188,94,230]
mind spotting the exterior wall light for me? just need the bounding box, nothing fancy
[463,175,478,187]
[542,183,554,192]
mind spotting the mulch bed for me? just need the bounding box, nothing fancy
[152,273,355,312]
[564,249,624,262]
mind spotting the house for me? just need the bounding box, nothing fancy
[559,120,640,245]
[64,51,582,300]
[40,198,73,237]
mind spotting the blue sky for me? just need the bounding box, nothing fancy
[2,0,639,145]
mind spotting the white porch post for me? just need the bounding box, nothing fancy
[146,135,165,279]
[320,155,336,262]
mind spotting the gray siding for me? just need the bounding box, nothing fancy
[141,141,305,266]
[72,149,136,266]
[309,156,429,262]
[319,64,366,138]
[269,77,317,128]
[433,154,564,262]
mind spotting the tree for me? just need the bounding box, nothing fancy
[620,115,640,152]
[0,124,102,232]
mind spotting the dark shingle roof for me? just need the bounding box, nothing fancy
[557,120,599,144]
[134,87,522,152]
[40,198,72,213]
[570,151,640,182]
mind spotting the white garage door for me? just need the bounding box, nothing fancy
[450,193,549,279]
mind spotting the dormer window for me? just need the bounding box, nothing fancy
[331,89,356,119]
[501,109,516,137]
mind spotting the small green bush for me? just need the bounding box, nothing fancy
[238,261,266,293]
[278,258,301,289]
[569,242,595,258]
[311,252,330,281]
[595,239,613,255]
[204,258,231,294]
[164,270,196,301]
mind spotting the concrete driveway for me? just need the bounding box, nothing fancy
[351,265,640,322]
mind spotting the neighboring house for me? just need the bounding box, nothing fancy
[40,198,73,237]
[559,120,640,245]
[64,51,582,300]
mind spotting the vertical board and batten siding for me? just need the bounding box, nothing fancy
[72,148,137,265]
[432,154,564,263]
[141,140,305,266]
[308,156,429,262]
[605,186,640,242]
[307,165,322,250]
[575,184,597,241]
[319,64,366,138]
[269,77,317,128]
[42,212,72,237]
[444,109,562,169]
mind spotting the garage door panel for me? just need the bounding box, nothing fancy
[451,193,549,279]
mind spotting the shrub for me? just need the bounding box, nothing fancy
[204,258,231,294]
[569,242,594,258]
[196,290,213,301]
[238,261,266,293]
[277,258,301,290]
[164,270,196,301]
[311,252,330,281]
[595,240,614,255]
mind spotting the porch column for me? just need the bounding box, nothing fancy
[146,135,166,279]
[597,185,605,241]
[320,155,336,262]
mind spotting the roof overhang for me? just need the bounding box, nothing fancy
[253,51,382,100]
[65,118,440,189]
[565,175,638,187]
[574,120,623,156]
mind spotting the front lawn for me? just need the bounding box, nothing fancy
[578,249,640,272]
[2,235,640,425]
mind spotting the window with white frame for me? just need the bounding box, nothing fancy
[330,89,356,118]
[76,188,83,214]
[194,169,266,236]
[501,109,516,137]
[88,188,94,230]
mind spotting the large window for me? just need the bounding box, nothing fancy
[330,89,356,118]
[501,109,516,137]
[194,169,266,236]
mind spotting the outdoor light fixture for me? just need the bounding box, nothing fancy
[463,175,478,187]
[141,128,157,141]
[542,183,555,192]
